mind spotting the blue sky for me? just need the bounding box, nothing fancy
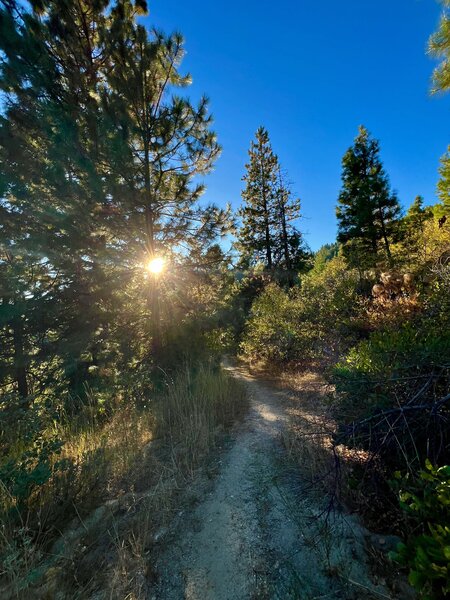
[146,0,449,251]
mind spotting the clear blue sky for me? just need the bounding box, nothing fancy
[147,0,449,251]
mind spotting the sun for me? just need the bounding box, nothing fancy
[147,256,165,275]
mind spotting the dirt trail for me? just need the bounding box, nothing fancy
[151,363,393,600]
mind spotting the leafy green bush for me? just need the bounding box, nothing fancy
[336,324,450,378]
[240,284,303,364]
[332,326,450,476]
[0,436,64,510]
[240,256,363,365]
[391,462,450,599]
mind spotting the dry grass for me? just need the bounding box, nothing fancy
[0,363,248,599]
[273,369,376,515]
[277,371,338,495]
[157,363,247,474]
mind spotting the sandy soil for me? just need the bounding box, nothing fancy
[150,363,396,600]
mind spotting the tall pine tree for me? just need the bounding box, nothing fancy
[238,127,278,269]
[237,127,306,276]
[104,12,228,351]
[274,167,308,276]
[336,126,401,268]
[429,0,450,215]
[0,0,229,402]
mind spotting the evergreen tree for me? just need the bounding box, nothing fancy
[0,0,229,401]
[405,196,433,232]
[429,0,450,95]
[0,0,126,400]
[336,126,402,268]
[237,128,306,276]
[104,14,228,351]
[401,196,434,259]
[429,0,450,216]
[274,167,309,277]
[437,147,450,215]
[238,127,278,269]
[312,243,339,274]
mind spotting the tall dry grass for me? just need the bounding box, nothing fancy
[0,362,247,599]
[157,363,246,474]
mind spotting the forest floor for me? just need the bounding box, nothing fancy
[149,361,403,600]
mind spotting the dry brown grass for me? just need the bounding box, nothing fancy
[0,363,248,599]
[272,369,378,515]
[277,371,338,494]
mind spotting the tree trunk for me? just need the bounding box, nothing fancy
[144,140,162,356]
[264,214,272,269]
[276,169,291,273]
[378,203,393,266]
[280,198,291,272]
[12,305,28,401]
[260,162,272,269]
[148,277,162,356]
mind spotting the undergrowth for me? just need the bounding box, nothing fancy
[0,362,247,599]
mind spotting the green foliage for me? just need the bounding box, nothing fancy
[397,196,435,262]
[312,243,339,274]
[0,437,64,508]
[405,195,434,232]
[241,256,362,365]
[333,320,450,444]
[0,0,230,413]
[336,126,402,268]
[428,0,450,216]
[238,127,279,269]
[240,284,301,364]
[336,324,450,380]
[429,0,450,95]
[237,127,308,276]
[390,462,450,599]
[437,148,450,214]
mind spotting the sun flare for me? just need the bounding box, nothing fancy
[147,256,165,275]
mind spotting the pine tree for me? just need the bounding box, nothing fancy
[429,1,450,216]
[237,128,306,277]
[437,148,450,215]
[104,14,228,352]
[405,196,433,231]
[274,167,309,277]
[0,0,122,400]
[0,0,228,400]
[429,0,450,95]
[312,243,339,274]
[238,127,279,269]
[401,196,434,259]
[336,126,402,268]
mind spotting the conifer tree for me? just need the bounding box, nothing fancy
[0,0,124,399]
[336,126,401,268]
[237,128,306,276]
[0,0,228,399]
[274,167,308,276]
[429,0,450,216]
[405,196,433,232]
[238,127,278,269]
[429,0,450,95]
[401,196,433,259]
[437,149,450,214]
[104,14,228,351]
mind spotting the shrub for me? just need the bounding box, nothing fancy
[240,284,302,364]
[391,462,450,599]
[240,256,363,366]
[333,322,450,469]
